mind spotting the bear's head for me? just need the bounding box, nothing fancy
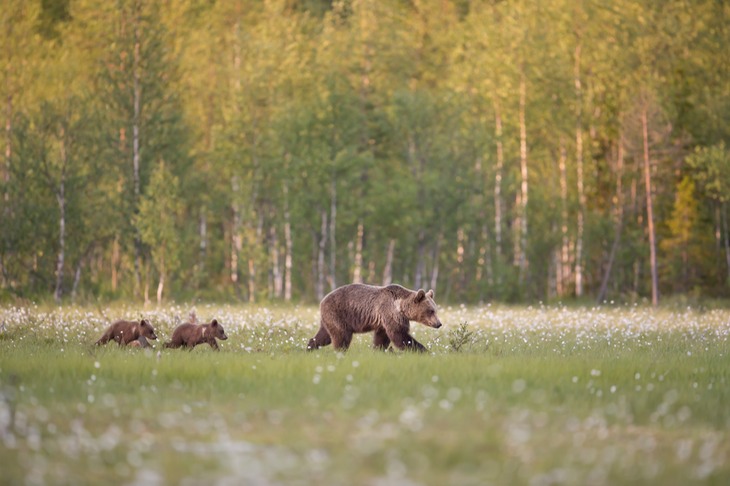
[139,319,158,340]
[210,319,228,340]
[402,289,442,329]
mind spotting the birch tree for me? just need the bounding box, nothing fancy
[88,0,190,299]
[135,161,183,304]
[0,2,41,289]
[687,143,730,285]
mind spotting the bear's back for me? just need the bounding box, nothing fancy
[173,323,198,337]
[321,283,404,331]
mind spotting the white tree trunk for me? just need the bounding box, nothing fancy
[480,225,493,286]
[132,11,143,298]
[230,177,242,295]
[329,179,337,290]
[248,214,263,303]
[558,138,570,297]
[1,86,9,286]
[518,72,529,282]
[493,100,504,263]
[430,235,441,291]
[247,257,255,303]
[53,127,69,303]
[270,225,282,298]
[317,210,327,300]
[352,221,364,283]
[574,43,586,298]
[156,254,164,305]
[722,202,730,283]
[199,209,207,274]
[514,191,522,268]
[382,238,395,286]
[54,173,66,303]
[284,190,293,301]
[3,83,11,206]
[143,262,150,307]
[230,16,243,299]
[641,103,659,307]
[111,235,120,292]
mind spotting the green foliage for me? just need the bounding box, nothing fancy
[687,142,730,203]
[135,160,184,288]
[660,177,707,293]
[37,0,71,39]
[1,0,730,303]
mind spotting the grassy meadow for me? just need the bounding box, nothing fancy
[0,303,729,485]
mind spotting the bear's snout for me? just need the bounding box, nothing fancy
[220,333,228,340]
[433,321,442,329]
[150,332,158,340]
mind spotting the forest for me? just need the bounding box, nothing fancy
[1,0,729,305]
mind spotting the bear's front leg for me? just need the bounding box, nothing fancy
[120,332,140,346]
[387,329,427,353]
[208,338,220,351]
[407,337,427,352]
[372,328,391,351]
[330,331,353,351]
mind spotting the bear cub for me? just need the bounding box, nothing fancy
[307,283,443,352]
[164,319,228,351]
[96,319,158,346]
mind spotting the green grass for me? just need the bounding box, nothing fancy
[1,304,729,484]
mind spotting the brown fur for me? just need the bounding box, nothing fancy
[95,319,157,346]
[307,283,442,352]
[164,319,228,351]
[129,335,152,348]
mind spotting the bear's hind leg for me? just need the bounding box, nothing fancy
[307,326,332,350]
[322,317,353,351]
[95,331,111,346]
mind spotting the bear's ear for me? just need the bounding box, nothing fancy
[211,319,218,326]
[140,319,147,326]
[427,289,434,299]
[415,289,426,302]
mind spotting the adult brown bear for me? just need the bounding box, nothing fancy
[307,283,442,352]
